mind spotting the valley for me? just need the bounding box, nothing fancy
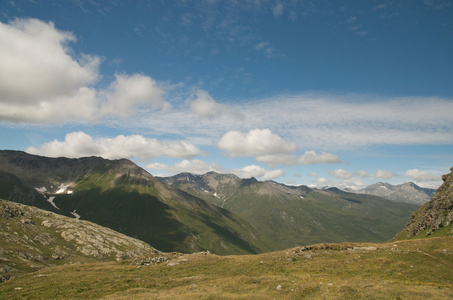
[0,150,452,298]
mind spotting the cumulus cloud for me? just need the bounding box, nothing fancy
[0,18,169,123]
[233,165,285,180]
[147,159,225,175]
[405,169,440,182]
[374,169,397,180]
[101,74,170,118]
[0,18,99,104]
[26,131,201,160]
[188,89,243,120]
[216,128,297,158]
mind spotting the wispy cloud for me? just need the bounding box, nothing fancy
[272,2,284,17]
[405,169,440,182]
[129,92,453,153]
[374,169,398,180]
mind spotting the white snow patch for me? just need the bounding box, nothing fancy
[300,196,304,199]
[35,187,47,193]
[70,209,81,220]
[213,192,220,198]
[56,184,69,194]
[67,190,73,194]
[47,196,59,210]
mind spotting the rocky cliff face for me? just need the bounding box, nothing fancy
[395,167,453,239]
[0,199,159,281]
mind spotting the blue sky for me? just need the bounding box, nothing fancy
[1,0,452,189]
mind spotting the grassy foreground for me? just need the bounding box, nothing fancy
[1,237,452,299]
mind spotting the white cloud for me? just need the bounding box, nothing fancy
[374,169,397,180]
[329,169,370,179]
[134,93,453,152]
[256,151,341,166]
[329,169,353,179]
[147,159,225,175]
[0,18,99,104]
[0,18,169,123]
[316,177,328,184]
[101,74,170,118]
[233,165,285,180]
[188,89,243,120]
[216,128,297,158]
[26,131,202,160]
[405,169,440,182]
[356,170,371,178]
[146,160,284,180]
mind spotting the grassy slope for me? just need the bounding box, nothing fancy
[171,179,419,249]
[52,170,273,255]
[1,237,452,299]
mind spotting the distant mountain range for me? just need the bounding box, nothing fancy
[356,182,436,205]
[0,150,427,255]
[159,172,419,249]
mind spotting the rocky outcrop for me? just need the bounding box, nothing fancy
[395,167,453,239]
[0,199,159,281]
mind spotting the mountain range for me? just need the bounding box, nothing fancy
[357,181,436,205]
[159,172,419,249]
[0,150,424,254]
[0,150,271,255]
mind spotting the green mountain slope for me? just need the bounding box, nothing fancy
[161,172,419,249]
[0,151,272,255]
[395,166,453,240]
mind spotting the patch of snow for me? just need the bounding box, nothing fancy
[35,187,47,193]
[70,209,81,219]
[55,184,69,194]
[300,196,304,199]
[67,190,73,194]
[47,196,59,210]
[213,192,220,198]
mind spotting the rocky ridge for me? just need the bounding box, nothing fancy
[395,167,453,239]
[0,199,159,281]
